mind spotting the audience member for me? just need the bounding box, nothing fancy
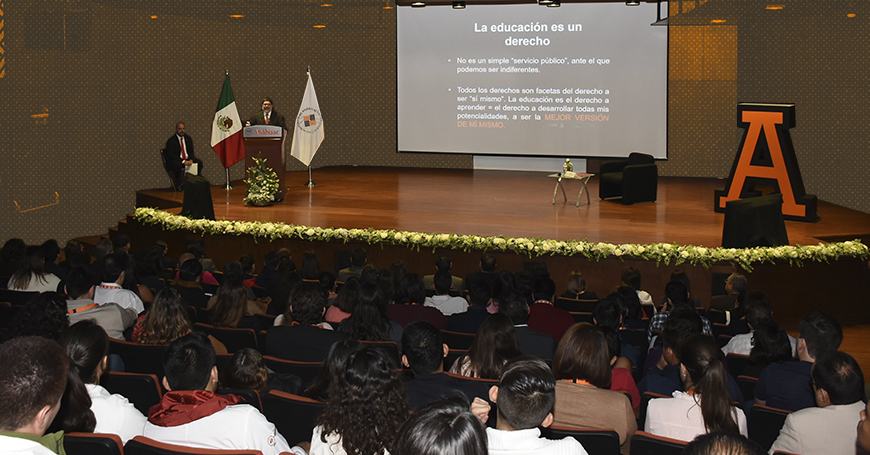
[338,283,404,349]
[255,249,287,289]
[209,279,269,331]
[178,250,219,286]
[389,273,448,329]
[265,282,347,362]
[858,398,870,453]
[610,287,647,330]
[219,348,301,395]
[325,276,358,323]
[424,270,469,315]
[8,245,62,293]
[304,339,362,402]
[0,336,69,455]
[621,266,653,306]
[401,321,490,410]
[485,356,588,455]
[41,240,67,281]
[112,234,131,255]
[338,248,367,282]
[311,346,409,455]
[93,238,113,263]
[770,351,866,455]
[238,253,257,287]
[66,267,137,340]
[143,333,302,454]
[647,281,712,343]
[600,327,641,411]
[61,320,146,442]
[638,307,703,396]
[422,256,465,294]
[645,334,747,442]
[301,249,321,281]
[0,237,26,277]
[499,291,555,360]
[450,313,523,379]
[392,397,488,455]
[58,239,85,274]
[709,272,748,311]
[684,433,765,455]
[721,296,797,357]
[132,287,193,345]
[528,278,576,341]
[169,258,209,309]
[552,324,636,453]
[448,280,492,334]
[465,253,498,294]
[559,270,598,301]
[592,298,641,367]
[93,253,145,315]
[266,259,302,316]
[5,292,69,342]
[754,311,843,411]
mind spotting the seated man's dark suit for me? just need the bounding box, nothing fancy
[446,306,490,334]
[264,324,347,362]
[513,324,555,360]
[403,372,491,411]
[754,360,815,412]
[164,133,203,188]
[249,110,287,129]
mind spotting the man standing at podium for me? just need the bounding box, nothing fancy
[164,122,203,191]
[248,97,287,129]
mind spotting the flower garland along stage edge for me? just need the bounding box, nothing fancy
[243,154,280,206]
[133,207,869,271]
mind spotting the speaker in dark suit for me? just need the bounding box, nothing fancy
[163,122,204,191]
[248,97,287,129]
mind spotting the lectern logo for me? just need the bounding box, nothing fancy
[216,115,234,133]
[296,107,323,133]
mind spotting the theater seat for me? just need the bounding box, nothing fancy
[125,436,262,455]
[65,432,124,455]
[629,431,687,455]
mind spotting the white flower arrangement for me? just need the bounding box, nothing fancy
[134,207,870,271]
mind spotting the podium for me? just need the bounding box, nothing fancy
[243,126,287,202]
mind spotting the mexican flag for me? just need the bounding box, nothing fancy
[210,74,245,168]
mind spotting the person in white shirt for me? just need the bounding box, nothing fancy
[0,336,69,455]
[424,270,469,316]
[65,267,137,340]
[485,356,588,455]
[720,298,797,357]
[7,245,61,293]
[61,320,146,443]
[769,351,866,455]
[646,335,747,442]
[143,332,306,455]
[93,253,145,314]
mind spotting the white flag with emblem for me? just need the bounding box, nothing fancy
[290,74,324,167]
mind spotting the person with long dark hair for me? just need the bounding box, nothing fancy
[132,287,193,344]
[449,313,523,380]
[325,277,359,324]
[552,323,636,454]
[645,334,747,441]
[337,283,403,348]
[60,320,146,442]
[304,338,363,402]
[8,245,61,293]
[392,397,488,455]
[311,346,409,455]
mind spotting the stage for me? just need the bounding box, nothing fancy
[136,166,870,248]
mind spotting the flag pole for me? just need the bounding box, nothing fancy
[304,66,317,188]
[225,169,233,190]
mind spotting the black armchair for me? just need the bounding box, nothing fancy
[599,152,658,204]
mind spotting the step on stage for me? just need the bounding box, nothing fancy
[133,166,870,329]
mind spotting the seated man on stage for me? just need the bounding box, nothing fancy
[248,97,287,129]
[163,122,203,191]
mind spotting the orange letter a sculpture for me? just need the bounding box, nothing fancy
[714,103,818,222]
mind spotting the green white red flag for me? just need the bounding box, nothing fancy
[210,74,245,168]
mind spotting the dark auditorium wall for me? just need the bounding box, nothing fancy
[0,0,867,244]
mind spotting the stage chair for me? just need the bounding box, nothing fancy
[160,149,183,191]
[440,329,476,350]
[748,404,792,451]
[629,431,687,455]
[101,371,163,415]
[261,391,326,447]
[109,339,169,377]
[194,323,258,353]
[65,432,124,455]
[262,355,323,389]
[125,436,262,455]
[721,193,789,248]
[541,426,620,455]
[599,152,658,205]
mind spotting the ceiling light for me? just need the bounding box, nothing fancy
[711,19,726,23]
[229,15,244,18]
[452,1,466,8]
[410,1,425,6]
[765,5,784,10]
[626,0,641,5]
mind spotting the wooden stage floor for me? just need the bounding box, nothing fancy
[138,167,870,248]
